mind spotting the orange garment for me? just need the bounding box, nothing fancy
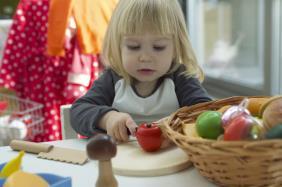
[47,0,117,56]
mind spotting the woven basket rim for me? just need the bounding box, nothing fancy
[163,95,282,149]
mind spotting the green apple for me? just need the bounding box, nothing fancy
[196,111,223,139]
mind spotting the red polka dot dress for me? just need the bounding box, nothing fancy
[0,0,100,142]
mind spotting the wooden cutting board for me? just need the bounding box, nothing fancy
[112,140,192,177]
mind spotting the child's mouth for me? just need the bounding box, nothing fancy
[137,69,155,75]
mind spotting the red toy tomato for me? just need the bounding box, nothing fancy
[0,101,8,114]
[136,123,163,152]
[224,114,252,141]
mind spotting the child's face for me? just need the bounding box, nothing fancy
[121,32,174,84]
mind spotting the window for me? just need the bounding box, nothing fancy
[0,0,19,60]
[272,0,282,94]
[178,0,187,18]
[0,0,19,19]
[187,0,281,97]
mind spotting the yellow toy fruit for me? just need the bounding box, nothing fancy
[260,96,282,130]
[4,171,49,187]
[217,105,231,114]
[0,151,24,178]
[183,123,201,138]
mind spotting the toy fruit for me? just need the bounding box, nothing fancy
[249,119,264,140]
[265,124,282,139]
[221,99,250,128]
[0,101,8,114]
[4,171,49,187]
[224,114,251,141]
[136,123,163,152]
[217,105,231,114]
[0,151,24,178]
[260,96,282,130]
[9,120,28,139]
[196,111,223,139]
[247,98,269,117]
[183,123,201,138]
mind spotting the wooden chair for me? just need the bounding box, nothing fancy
[60,104,77,139]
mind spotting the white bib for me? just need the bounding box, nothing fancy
[112,78,179,124]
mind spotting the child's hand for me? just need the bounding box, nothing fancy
[103,111,138,142]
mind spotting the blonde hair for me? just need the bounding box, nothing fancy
[102,0,204,83]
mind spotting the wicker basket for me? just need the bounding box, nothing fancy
[161,96,282,187]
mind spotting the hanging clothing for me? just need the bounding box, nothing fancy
[47,0,118,56]
[0,0,101,142]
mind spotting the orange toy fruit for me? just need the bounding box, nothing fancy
[247,98,269,117]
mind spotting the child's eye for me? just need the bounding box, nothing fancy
[153,46,166,51]
[127,45,140,50]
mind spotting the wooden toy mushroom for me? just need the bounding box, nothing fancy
[86,134,118,187]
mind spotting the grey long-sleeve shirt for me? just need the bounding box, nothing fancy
[70,65,212,137]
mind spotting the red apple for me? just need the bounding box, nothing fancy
[136,123,163,152]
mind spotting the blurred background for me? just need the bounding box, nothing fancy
[0,0,19,60]
[1,0,281,98]
[1,0,281,99]
[186,0,281,98]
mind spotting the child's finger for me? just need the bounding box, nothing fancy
[118,124,129,142]
[113,128,123,142]
[108,130,120,143]
[125,117,138,136]
[106,127,115,139]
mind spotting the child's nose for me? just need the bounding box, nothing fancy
[139,52,152,63]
